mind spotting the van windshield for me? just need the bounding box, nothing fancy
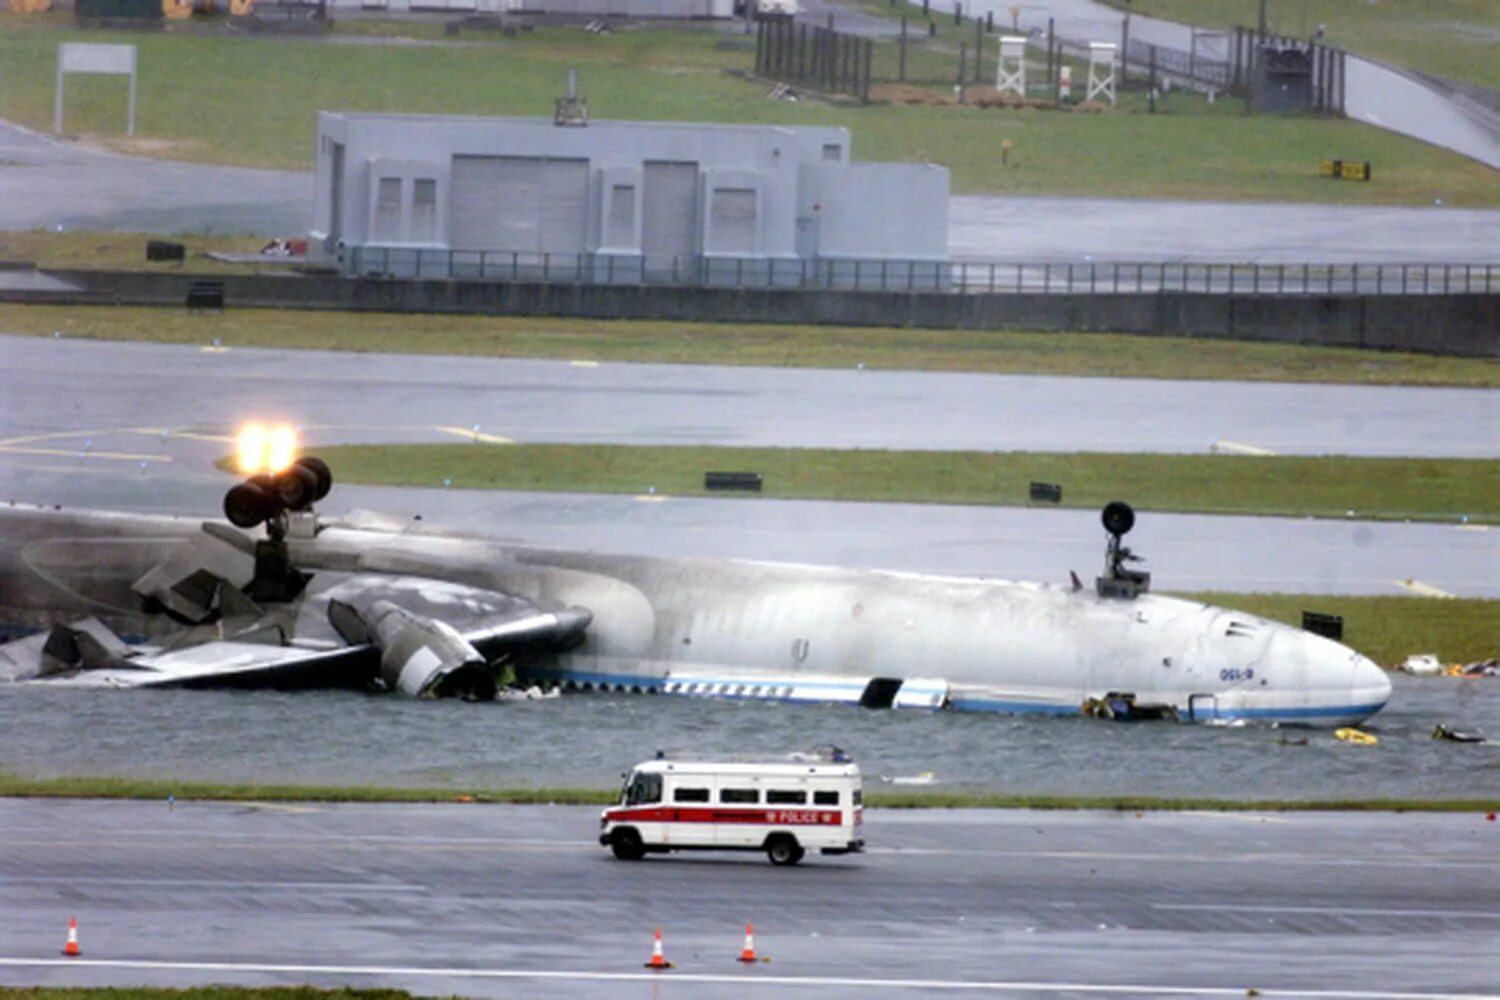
[625,772,663,806]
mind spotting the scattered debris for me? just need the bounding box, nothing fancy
[260,238,307,257]
[1397,653,1443,675]
[1334,727,1378,746]
[1446,658,1499,678]
[767,83,798,101]
[1432,724,1489,744]
[1082,692,1180,722]
[880,771,937,785]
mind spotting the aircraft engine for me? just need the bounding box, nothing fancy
[355,599,499,700]
[223,457,334,529]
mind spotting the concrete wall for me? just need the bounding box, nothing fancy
[15,270,1496,359]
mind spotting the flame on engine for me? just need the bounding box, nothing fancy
[236,423,298,474]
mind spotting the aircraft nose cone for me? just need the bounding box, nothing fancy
[1352,653,1392,709]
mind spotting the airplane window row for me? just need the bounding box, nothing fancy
[664,681,798,699]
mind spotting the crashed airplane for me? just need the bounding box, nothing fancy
[0,446,1391,725]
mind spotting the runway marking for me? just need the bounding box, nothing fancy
[636,493,668,502]
[1396,579,1456,599]
[1456,524,1489,532]
[569,360,599,368]
[1211,440,1276,456]
[0,958,1494,999]
[1155,902,1500,921]
[0,445,170,462]
[0,877,426,893]
[435,426,514,445]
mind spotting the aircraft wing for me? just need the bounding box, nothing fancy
[23,638,370,690]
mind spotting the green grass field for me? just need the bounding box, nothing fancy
[5,303,1497,387]
[0,14,1495,204]
[310,443,1500,525]
[1103,0,1500,93]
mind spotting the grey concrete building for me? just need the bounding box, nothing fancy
[309,112,949,287]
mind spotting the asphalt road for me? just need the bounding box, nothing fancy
[3,336,1495,458]
[1,798,1496,999]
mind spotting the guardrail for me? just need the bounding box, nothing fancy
[346,247,1500,296]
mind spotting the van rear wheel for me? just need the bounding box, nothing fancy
[766,834,804,866]
[611,828,645,861]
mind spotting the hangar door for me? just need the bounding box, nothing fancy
[642,161,699,279]
[449,155,589,258]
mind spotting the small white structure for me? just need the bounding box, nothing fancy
[311,112,949,289]
[995,35,1027,97]
[54,43,136,136]
[1087,41,1117,105]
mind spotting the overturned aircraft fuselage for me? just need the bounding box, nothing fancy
[0,505,1391,725]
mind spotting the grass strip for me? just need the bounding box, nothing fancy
[0,16,1496,204]
[0,774,1493,812]
[5,303,1496,387]
[1175,593,1499,666]
[311,444,1499,525]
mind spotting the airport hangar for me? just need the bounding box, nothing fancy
[308,112,951,287]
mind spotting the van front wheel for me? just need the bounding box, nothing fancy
[611,828,645,861]
[766,834,804,866]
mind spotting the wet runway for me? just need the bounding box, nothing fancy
[3,336,1495,458]
[1,798,1496,999]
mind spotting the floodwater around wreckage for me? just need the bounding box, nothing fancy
[1,673,1497,800]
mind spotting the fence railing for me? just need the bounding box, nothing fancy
[345,247,1500,297]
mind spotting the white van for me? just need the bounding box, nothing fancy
[599,747,865,865]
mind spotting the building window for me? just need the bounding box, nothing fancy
[822,143,842,162]
[373,177,402,242]
[411,178,437,242]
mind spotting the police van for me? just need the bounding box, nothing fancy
[599,747,864,865]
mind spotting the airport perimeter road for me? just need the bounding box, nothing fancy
[0,123,310,237]
[2,336,1495,458]
[948,197,1500,264]
[1,799,1496,999]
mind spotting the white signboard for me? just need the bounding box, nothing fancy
[55,42,138,136]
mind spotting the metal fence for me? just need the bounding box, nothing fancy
[345,247,1500,296]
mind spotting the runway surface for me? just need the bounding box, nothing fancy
[3,336,1495,457]
[1,798,1496,999]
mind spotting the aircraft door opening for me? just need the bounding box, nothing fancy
[859,677,902,708]
[1187,694,1219,723]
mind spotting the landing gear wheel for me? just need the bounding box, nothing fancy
[766,835,804,866]
[611,828,645,861]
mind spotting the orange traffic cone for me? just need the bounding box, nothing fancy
[644,927,671,969]
[63,916,81,957]
[737,923,758,963]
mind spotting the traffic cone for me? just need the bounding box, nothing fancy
[643,927,671,969]
[737,923,758,963]
[62,916,81,957]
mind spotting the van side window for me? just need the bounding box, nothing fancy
[720,788,759,804]
[626,773,662,805]
[813,790,839,805]
[852,789,863,806]
[673,787,709,803]
[767,790,806,805]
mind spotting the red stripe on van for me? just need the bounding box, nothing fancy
[604,806,842,826]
